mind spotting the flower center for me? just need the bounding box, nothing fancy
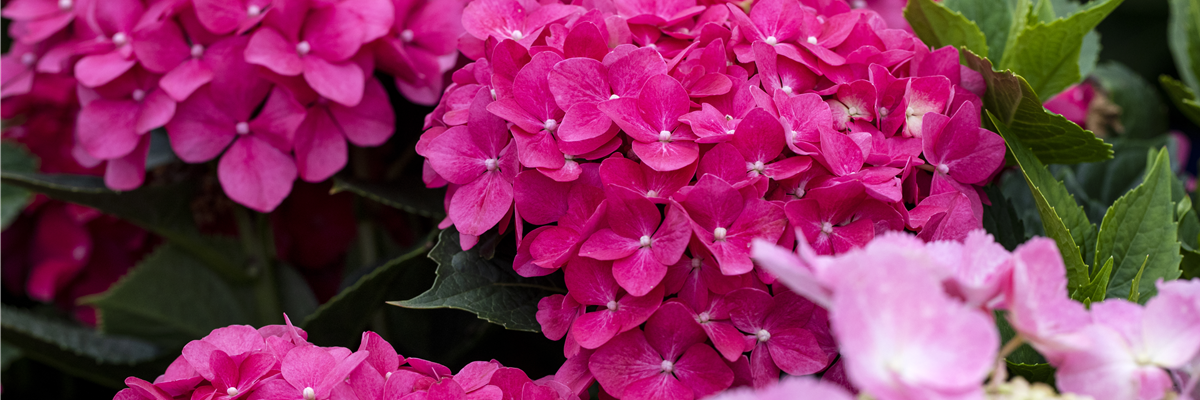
[564,154,575,161]
[111,32,129,46]
[400,29,415,43]
[725,129,735,135]
[296,41,311,56]
[658,130,672,142]
[756,329,771,342]
[20,53,35,65]
[847,105,860,117]
[386,371,393,379]
[646,189,659,197]
[724,114,733,121]
[747,160,765,174]
[191,44,205,58]
[781,86,793,95]
[58,0,72,10]
[820,222,833,235]
[905,106,917,118]
[510,30,524,40]
[713,227,727,241]
[764,36,778,46]
[543,119,558,132]
[806,36,818,45]
[248,4,262,16]
[236,122,250,135]
[878,107,889,117]
[606,300,619,311]
[936,164,949,174]
[131,89,146,102]
[227,387,239,396]
[303,387,316,400]
[639,235,652,248]
[484,158,499,171]
[691,257,702,269]
[660,360,675,373]
[698,311,711,323]
[73,245,86,260]
[609,94,620,100]
[490,89,497,100]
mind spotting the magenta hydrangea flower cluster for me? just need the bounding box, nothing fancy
[752,231,1200,400]
[1,0,467,212]
[415,0,1004,397]
[115,318,576,400]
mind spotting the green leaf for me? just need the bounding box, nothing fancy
[1128,255,1149,303]
[1161,75,1200,127]
[0,305,169,387]
[1,142,38,230]
[302,236,437,347]
[391,227,566,332]
[1063,138,1172,225]
[1,341,21,372]
[944,0,1028,63]
[999,0,1124,100]
[964,51,1112,164]
[1007,362,1057,386]
[278,264,319,323]
[1091,63,1169,139]
[0,172,251,282]
[1078,30,1101,80]
[83,245,253,348]
[1182,247,1200,279]
[904,0,990,58]
[1167,0,1200,91]
[332,175,446,219]
[982,184,1029,251]
[1095,148,1183,303]
[990,111,1093,292]
[1072,256,1112,304]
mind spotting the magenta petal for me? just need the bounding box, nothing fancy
[572,310,622,349]
[159,59,215,102]
[608,47,667,98]
[245,28,304,76]
[645,302,707,360]
[549,58,609,110]
[218,135,297,213]
[651,205,691,266]
[637,75,691,133]
[329,77,394,147]
[282,346,337,390]
[704,321,748,362]
[766,329,828,375]
[294,107,349,182]
[732,108,785,164]
[673,343,734,398]
[450,171,515,236]
[613,249,667,297]
[166,91,239,162]
[631,140,700,172]
[624,373,691,400]
[131,21,189,74]
[303,57,365,107]
[75,52,137,88]
[136,89,177,134]
[514,170,572,225]
[579,229,641,261]
[589,330,663,398]
[818,128,864,176]
[78,99,141,159]
[558,103,614,144]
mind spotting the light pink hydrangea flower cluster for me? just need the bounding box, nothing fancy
[751,231,1200,400]
[1,0,466,212]
[416,0,1003,397]
[114,318,578,400]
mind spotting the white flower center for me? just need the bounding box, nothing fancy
[724,114,733,121]
[400,29,415,43]
[639,235,652,248]
[58,0,72,10]
[658,130,672,142]
[303,387,316,400]
[236,122,250,135]
[490,89,498,100]
[698,311,711,323]
[386,372,392,379]
[936,164,949,174]
[73,245,86,260]
[852,0,866,8]
[725,129,735,135]
[905,106,917,118]
[878,107,889,117]
[660,359,675,373]
[691,258,702,269]
[20,53,35,65]
[227,387,239,396]
[781,86,793,95]
[646,189,659,197]
[510,30,524,40]
[296,41,311,56]
[484,158,499,171]
[191,44,204,58]
[847,105,860,117]
[793,186,806,199]
[756,329,771,342]
[111,32,128,46]
[806,36,818,45]
[248,4,262,16]
[606,300,619,311]
[713,227,727,241]
[543,119,558,132]
[131,89,146,102]
[820,222,833,235]
[764,36,778,46]
[609,94,620,100]
[564,154,575,161]
[747,160,765,174]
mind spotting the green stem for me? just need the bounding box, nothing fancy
[234,207,283,325]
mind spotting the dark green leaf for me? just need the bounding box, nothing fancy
[1167,0,1200,92]
[1161,75,1200,127]
[1,142,38,230]
[1095,148,1183,302]
[965,51,1112,164]
[1182,247,1200,279]
[990,112,1093,292]
[1007,362,1057,386]
[1128,255,1149,303]
[0,305,169,387]
[278,264,319,323]
[0,341,21,372]
[332,175,446,218]
[0,172,252,282]
[1090,63,1169,139]
[302,235,438,347]
[982,185,1029,251]
[904,0,990,58]
[999,0,1124,100]
[943,0,1024,63]
[392,227,566,332]
[83,245,253,348]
